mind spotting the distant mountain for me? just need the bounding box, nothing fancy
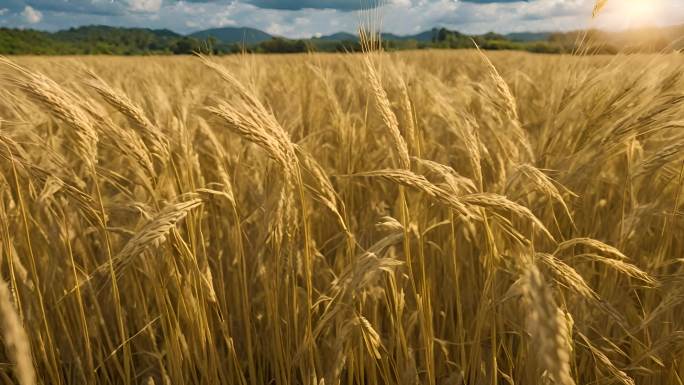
[188,25,683,49]
[315,32,358,41]
[1,23,681,55]
[190,27,272,44]
[506,32,552,42]
[380,32,405,41]
[314,29,438,42]
[314,28,523,43]
[406,30,438,42]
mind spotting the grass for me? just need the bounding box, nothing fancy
[0,49,681,385]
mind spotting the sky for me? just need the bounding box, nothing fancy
[0,0,682,37]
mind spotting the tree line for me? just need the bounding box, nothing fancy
[0,25,679,55]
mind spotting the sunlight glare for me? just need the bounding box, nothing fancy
[616,0,663,27]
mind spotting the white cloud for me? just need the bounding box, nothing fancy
[2,0,683,37]
[211,16,237,27]
[127,0,163,13]
[294,17,310,26]
[21,6,42,24]
[266,22,287,35]
[0,8,8,16]
[390,0,413,7]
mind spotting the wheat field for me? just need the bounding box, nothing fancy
[0,50,681,385]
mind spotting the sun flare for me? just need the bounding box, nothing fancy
[614,0,663,27]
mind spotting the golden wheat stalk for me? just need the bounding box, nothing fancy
[537,253,598,301]
[522,263,576,385]
[207,102,295,175]
[593,0,608,18]
[473,47,533,161]
[412,157,477,195]
[85,71,170,164]
[574,254,657,286]
[0,276,36,385]
[197,119,236,206]
[118,198,203,260]
[198,55,295,156]
[0,57,98,168]
[363,56,411,169]
[512,164,576,225]
[353,169,474,219]
[0,131,101,225]
[555,238,629,260]
[91,198,204,280]
[578,332,635,385]
[80,97,156,178]
[461,193,554,241]
[295,146,348,232]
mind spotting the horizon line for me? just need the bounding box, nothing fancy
[3,21,682,41]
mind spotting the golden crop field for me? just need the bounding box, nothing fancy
[0,50,682,385]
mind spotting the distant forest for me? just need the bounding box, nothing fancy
[0,24,682,55]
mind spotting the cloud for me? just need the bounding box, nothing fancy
[127,0,163,13]
[18,0,127,16]
[461,0,528,3]
[0,0,163,18]
[21,5,42,23]
[0,0,682,39]
[243,0,372,11]
[242,0,528,11]
[0,9,8,16]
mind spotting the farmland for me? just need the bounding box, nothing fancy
[0,50,682,384]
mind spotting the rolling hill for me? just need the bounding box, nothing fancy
[506,32,552,42]
[1,24,682,55]
[315,32,358,41]
[189,27,273,44]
